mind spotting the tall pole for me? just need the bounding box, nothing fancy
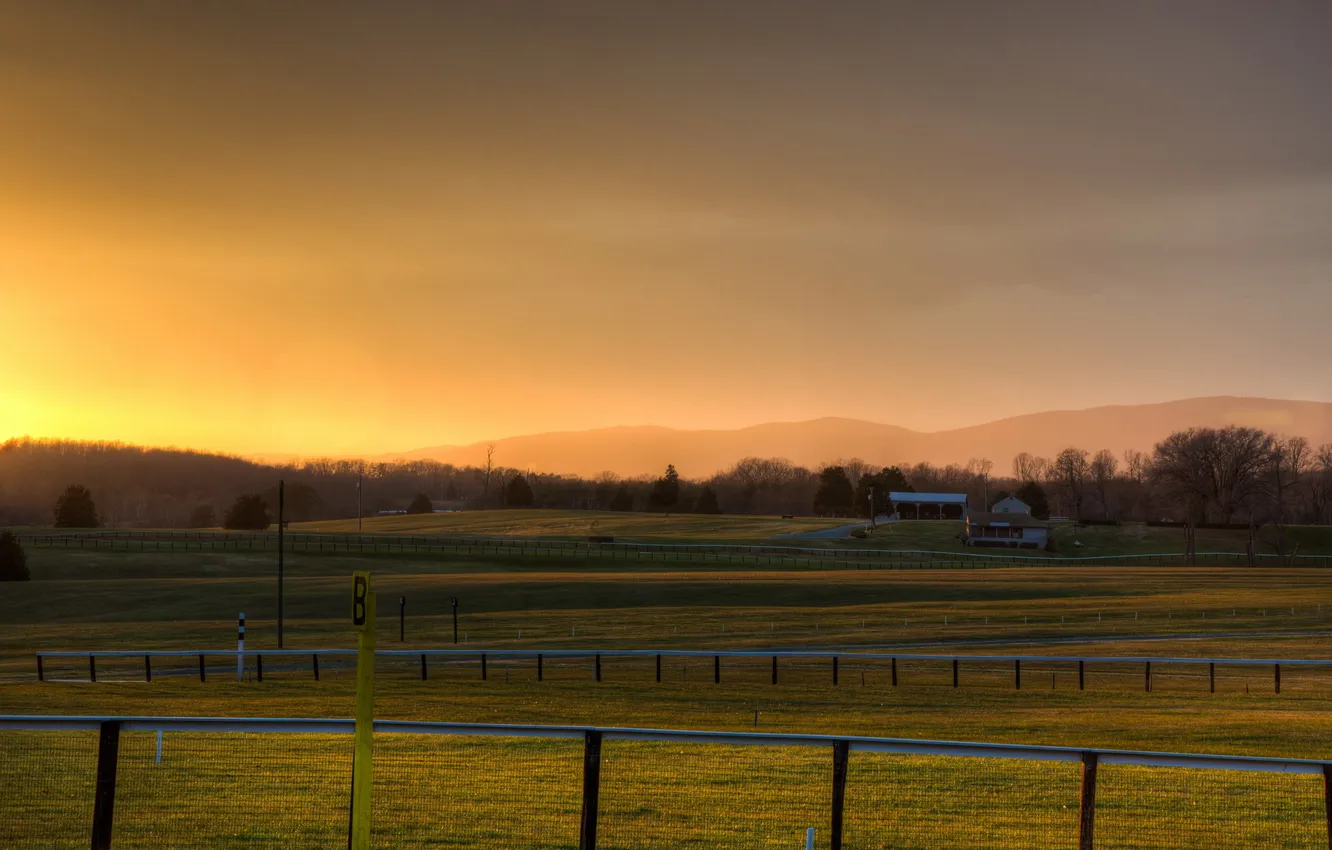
[399,596,405,642]
[357,474,363,535]
[277,480,285,649]
[452,597,459,645]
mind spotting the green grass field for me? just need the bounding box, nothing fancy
[4,543,1332,847]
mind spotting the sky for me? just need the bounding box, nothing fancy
[3,1,1331,457]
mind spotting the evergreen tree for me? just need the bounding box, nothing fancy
[53,485,99,528]
[648,464,681,511]
[504,474,535,508]
[406,493,433,514]
[608,485,635,512]
[813,466,855,516]
[0,531,30,581]
[1015,481,1051,520]
[224,495,271,530]
[694,486,722,515]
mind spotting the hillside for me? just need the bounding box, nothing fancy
[393,396,1332,478]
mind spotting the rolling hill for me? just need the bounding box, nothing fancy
[392,396,1332,478]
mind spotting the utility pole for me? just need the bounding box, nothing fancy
[452,597,459,645]
[357,473,363,535]
[868,491,875,531]
[277,479,285,648]
[399,596,406,642]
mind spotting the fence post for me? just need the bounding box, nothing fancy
[714,655,720,685]
[144,655,152,683]
[538,653,544,682]
[1145,662,1151,693]
[1077,751,1098,850]
[772,656,778,685]
[1015,659,1021,690]
[481,653,488,681]
[891,657,898,687]
[36,655,44,682]
[830,740,850,850]
[953,658,958,688]
[90,720,122,850]
[1322,764,1332,850]
[595,654,602,683]
[833,656,839,686]
[1209,662,1215,694]
[656,654,661,683]
[257,654,264,682]
[1275,663,1281,694]
[579,730,603,850]
[1079,660,1084,691]
[199,654,206,682]
[313,655,319,681]
[421,654,427,681]
[90,654,96,683]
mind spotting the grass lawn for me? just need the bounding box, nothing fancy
[4,546,1332,847]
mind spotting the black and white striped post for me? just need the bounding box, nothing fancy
[236,613,246,681]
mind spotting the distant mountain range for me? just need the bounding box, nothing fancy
[385,396,1332,479]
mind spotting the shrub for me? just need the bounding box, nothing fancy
[406,493,433,515]
[224,495,271,530]
[0,531,30,581]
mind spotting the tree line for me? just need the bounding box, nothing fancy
[4,428,1330,531]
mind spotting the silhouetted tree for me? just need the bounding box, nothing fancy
[608,485,635,512]
[53,485,99,528]
[224,495,270,530]
[444,482,459,501]
[504,474,534,508]
[0,531,30,581]
[407,493,433,515]
[694,486,722,515]
[648,464,681,511]
[1015,481,1050,520]
[813,466,855,516]
[188,505,217,528]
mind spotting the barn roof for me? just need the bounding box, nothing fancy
[889,492,968,504]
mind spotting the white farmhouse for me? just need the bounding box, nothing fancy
[964,511,1050,549]
[990,495,1032,515]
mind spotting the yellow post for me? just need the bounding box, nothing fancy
[350,572,376,850]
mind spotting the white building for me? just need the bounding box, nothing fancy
[990,495,1032,515]
[889,492,968,520]
[964,511,1050,549]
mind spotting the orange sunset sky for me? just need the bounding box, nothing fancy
[3,2,1331,457]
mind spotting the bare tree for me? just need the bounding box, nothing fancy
[1121,448,1151,521]
[1090,449,1118,518]
[1309,443,1332,526]
[967,457,994,508]
[1268,436,1311,562]
[1052,447,1090,519]
[483,443,497,497]
[1012,452,1039,482]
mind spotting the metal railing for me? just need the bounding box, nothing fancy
[1,714,1328,849]
[35,648,1332,694]
[18,528,1332,568]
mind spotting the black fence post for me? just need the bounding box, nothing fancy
[90,720,122,850]
[421,654,428,681]
[1079,660,1085,691]
[144,655,152,683]
[891,657,898,687]
[1077,751,1098,850]
[1275,663,1281,694]
[257,654,263,682]
[481,653,488,681]
[538,653,544,682]
[833,656,839,686]
[198,654,206,682]
[831,740,850,850]
[771,656,778,685]
[36,655,44,682]
[952,658,958,688]
[90,654,96,683]
[579,730,603,850]
[656,654,661,683]
[1209,662,1215,694]
[312,655,320,681]
[595,654,602,683]
[1145,662,1151,693]
[1322,764,1332,850]
[1015,659,1021,690]
[714,655,720,685]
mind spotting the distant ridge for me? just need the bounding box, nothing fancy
[388,396,1332,478]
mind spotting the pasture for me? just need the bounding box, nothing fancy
[5,539,1332,847]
